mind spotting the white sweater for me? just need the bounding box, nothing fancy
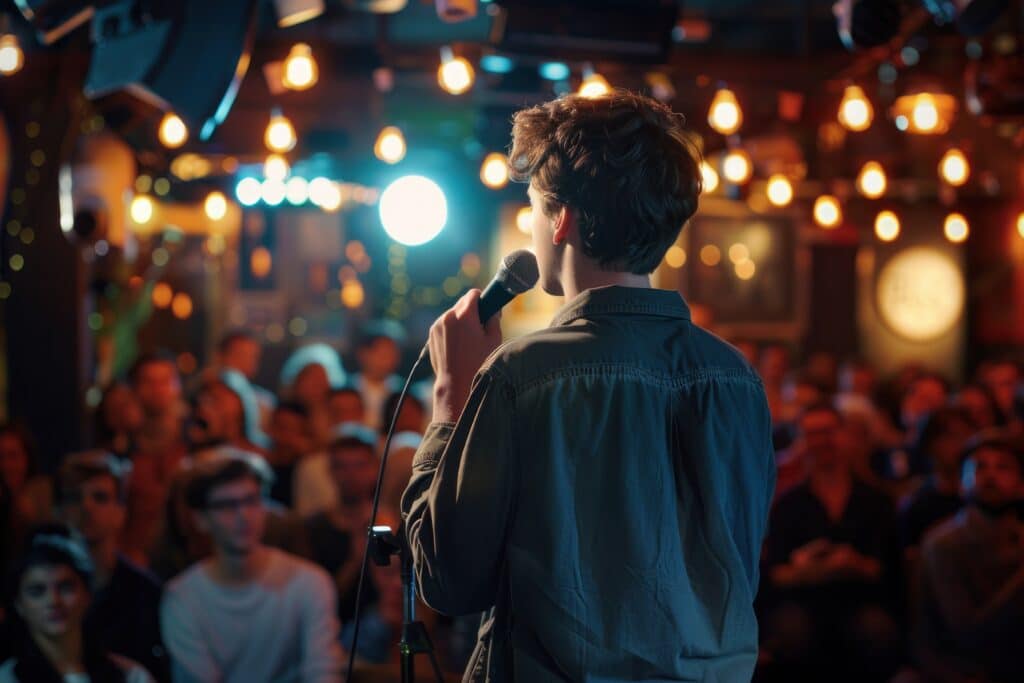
[160,548,342,683]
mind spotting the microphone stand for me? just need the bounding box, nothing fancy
[346,351,443,683]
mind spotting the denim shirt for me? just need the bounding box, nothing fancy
[402,286,776,683]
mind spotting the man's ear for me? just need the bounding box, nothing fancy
[552,205,574,246]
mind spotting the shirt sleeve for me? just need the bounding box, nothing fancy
[159,589,222,683]
[401,366,517,616]
[299,567,344,683]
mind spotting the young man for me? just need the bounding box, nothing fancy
[57,450,169,682]
[353,321,405,430]
[917,432,1024,683]
[217,330,275,427]
[160,451,342,682]
[402,92,776,681]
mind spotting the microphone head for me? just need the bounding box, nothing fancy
[496,249,539,295]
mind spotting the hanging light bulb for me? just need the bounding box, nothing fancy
[374,126,406,164]
[480,153,509,189]
[708,87,742,135]
[813,195,842,229]
[722,149,752,184]
[204,191,228,221]
[282,43,318,91]
[857,161,887,199]
[938,148,970,186]
[438,47,474,95]
[700,161,719,194]
[912,93,939,132]
[838,84,873,131]
[874,210,900,242]
[263,154,290,182]
[944,212,969,243]
[1018,212,1024,240]
[578,68,611,99]
[264,110,296,153]
[130,195,155,225]
[0,34,25,76]
[158,113,188,149]
[766,174,794,206]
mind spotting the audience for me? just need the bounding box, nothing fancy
[56,451,169,682]
[160,451,342,682]
[1,318,1020,682]
[1,524,155,682]
[761,404,900,682]
[916,432,1024,683]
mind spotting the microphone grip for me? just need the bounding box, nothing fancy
[477,279,515,324]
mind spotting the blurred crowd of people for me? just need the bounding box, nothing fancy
[1,325,1022,682]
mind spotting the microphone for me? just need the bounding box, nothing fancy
[477,249,539,323]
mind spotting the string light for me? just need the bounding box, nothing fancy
[152,283,173,308]
[260,179,287,206]
[579,70,611,99]
[480,153,509,189]
[735,259,756,280]
[130,195,155,225]
[264,110,296,152]
[0,34,24,76]
[875,210,900,242]
[665,245,686,268]
[700,161,719,193]
[158,113,188,149]
[944,213,969,243]
[236,178,262,206]
[857,161,887,199]
[838,85,873,131]
[264,154,290,181]
[912,94,939,132]
[708,87,742,135]
[286,177,309,205]
[516,206,532,234]
[438,47,474,95]
[374,126,406,164]
[892,92,956,134]
[813,195,842,228]
[171,292,193,319]
[722,149,752,184]
[204,191,228,221]
[251,247,272,278]
[939,148,970,186]
[341,279,365,308]
[700,244,722,266]
[766,174,793,207]
[1018,212,1024,240]
[282,43,318,91]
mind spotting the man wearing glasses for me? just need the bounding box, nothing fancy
[160,448,342,683]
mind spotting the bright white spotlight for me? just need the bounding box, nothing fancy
[379,175,447,246]
[236,178,263,206]
[286,177,309,205]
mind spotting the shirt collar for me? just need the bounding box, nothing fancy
[550,286,691,327]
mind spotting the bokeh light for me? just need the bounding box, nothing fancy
[379,175,447,246]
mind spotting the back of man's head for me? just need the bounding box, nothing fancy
[509,91,701,275]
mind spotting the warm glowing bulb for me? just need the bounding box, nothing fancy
[700,161,719,193]
[857,161,887,199]
[708,88,742,135]
[204,191,228,221]
[171,293,193,320]
[282,43,318,91]
[374,126,406,164]
[309,178,341,212]
[0,35,24,76]
[813,195,842,228]
[579,72,611,99]
[438,56,474,95]
[912,94,939,133]
[130,195,155,224]
[723,150,752,184]
[516,206,532,234]
[838,85,873,132]
[158,113,188,149]
[944,213,969,243]
[735,259,756,280]
[341,280,365,308]
[286,177,309,205]
[665,245,686,268]
[251,247,272,278]
[875,210,900,242]
[939,148,970,186]
[480,153,509,189]
[1018,213,1024,240]
[265,113,296,152]
[766,174,793,207]
[700,244,722,266]
[264,154,290,182]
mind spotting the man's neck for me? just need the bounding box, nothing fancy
[557,251,652,302]
[210,544,270,585]
[32,627,84,674]
[89,537,119,588]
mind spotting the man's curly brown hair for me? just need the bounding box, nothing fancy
[509,90,702,275]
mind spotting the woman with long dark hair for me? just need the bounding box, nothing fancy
[1,524,153,683]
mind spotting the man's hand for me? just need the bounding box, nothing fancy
[428,289,503,424]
